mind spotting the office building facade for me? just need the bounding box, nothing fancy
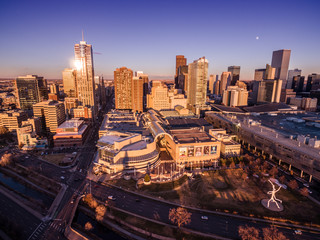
[227,66,240,86]
[114,67,133,110]
[15,75,48,109]
[271,49,291,88]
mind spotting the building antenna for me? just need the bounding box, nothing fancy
[82,30,84,41]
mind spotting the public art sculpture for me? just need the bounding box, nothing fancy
[267,179,282,209]
[261,179,284,211]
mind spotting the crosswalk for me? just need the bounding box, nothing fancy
[27,220,65,240]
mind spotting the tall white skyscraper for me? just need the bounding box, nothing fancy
[187,57,208,114]
[74,39,97,118]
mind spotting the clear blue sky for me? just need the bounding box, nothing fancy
[0,0,319,80]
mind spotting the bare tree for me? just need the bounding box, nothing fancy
[269,167,278,177]
[230,161,236,168]
[288,180,298,190]
[95,204,106,222]
[168,207,191,228]
[84,222,93,231]
[238,225,260,240]
[300,187,309,197]
[0,153,13,166]
[278,175,286,184]
[262,226,288,240]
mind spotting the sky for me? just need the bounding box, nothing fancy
[0,0,320,80]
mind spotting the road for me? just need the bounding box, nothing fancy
[89,181,319,239]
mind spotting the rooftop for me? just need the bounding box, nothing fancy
[170,128,214,144]
[58,119,83,129]
[166,118,211,129]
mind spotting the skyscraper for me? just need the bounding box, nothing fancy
[219,72,231,95]
[114,67,133,110]
[287,69,302,89]
[15,75,48,109]
[257,79,282,103]
[271,49,291,88]
[187,57,208,114]
[227,66,240,86]
[132,76,144,113]
[74,39,97,117]
[306,73,320,92]
[265,64,276,80]
[222,86,248,107]
[208,74,218,95]
[175,55,187,88]
[254,69,266,81]
[63,68,77,98]
[175,55,187,77]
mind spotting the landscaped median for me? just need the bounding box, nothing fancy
[105,168,320,228]
[72,194,228,240]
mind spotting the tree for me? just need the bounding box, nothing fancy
[168,207,191,228]
[242,172,248,181]
[279,175,286,184]
[262,226,288,240]
[95,204,106,222]
[239,161,245,169]
[238,225,260,240]
[84,222,93,231]
[0,126,8,135]
[83,194,98,209]
[300,187,309,197]
[269,167,278,177]
[144,174,150,182]
[230,161,236,168]
[288,180,298,190]
[0,153,13,166]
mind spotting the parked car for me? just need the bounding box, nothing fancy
[294,230,302,235]
[201,216,208,220]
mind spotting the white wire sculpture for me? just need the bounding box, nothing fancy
[267,179,282,209]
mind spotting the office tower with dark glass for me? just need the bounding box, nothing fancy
[271,49,291,89]
[175,55,187,88]
[74,39,97,118]
[227,66,240,86]
[15,75,48,110]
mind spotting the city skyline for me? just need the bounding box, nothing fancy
[1,0,319,80]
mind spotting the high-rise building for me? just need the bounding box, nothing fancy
[214,80,220,96]
[132,77,144,113]
[135,71,144,78]
[286,69,301,89]
[265,64,276,80]
[147,81,187,110]
[63,68,77,98]
[0,110,28,131]
[222,86,248,107]
[219,72,231,95]
[208,75,218,94]
[187,57,208,114]
[33,100,66,134]
[114,67,133,110]
[138,74,149,110]
[254,69,266,81]
[15,75,48,109]
[257,79,282,103]
[271,49,291,88]
[227,66,240,86]
[74,39,97,118]
[175,55,187,77]
[175,55,187,88]
[177,65,188,93]
[292,75,305,92]
[306,73,320,92]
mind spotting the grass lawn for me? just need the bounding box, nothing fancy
[41,153,66,165]
[137,169,320,225]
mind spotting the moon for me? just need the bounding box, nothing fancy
[256,36,260,40]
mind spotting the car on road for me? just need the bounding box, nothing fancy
[60,176,65,180]
[201,216,208,220]
[294,230,302,235]
[303,183,309,188]
[108,196,116,201]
